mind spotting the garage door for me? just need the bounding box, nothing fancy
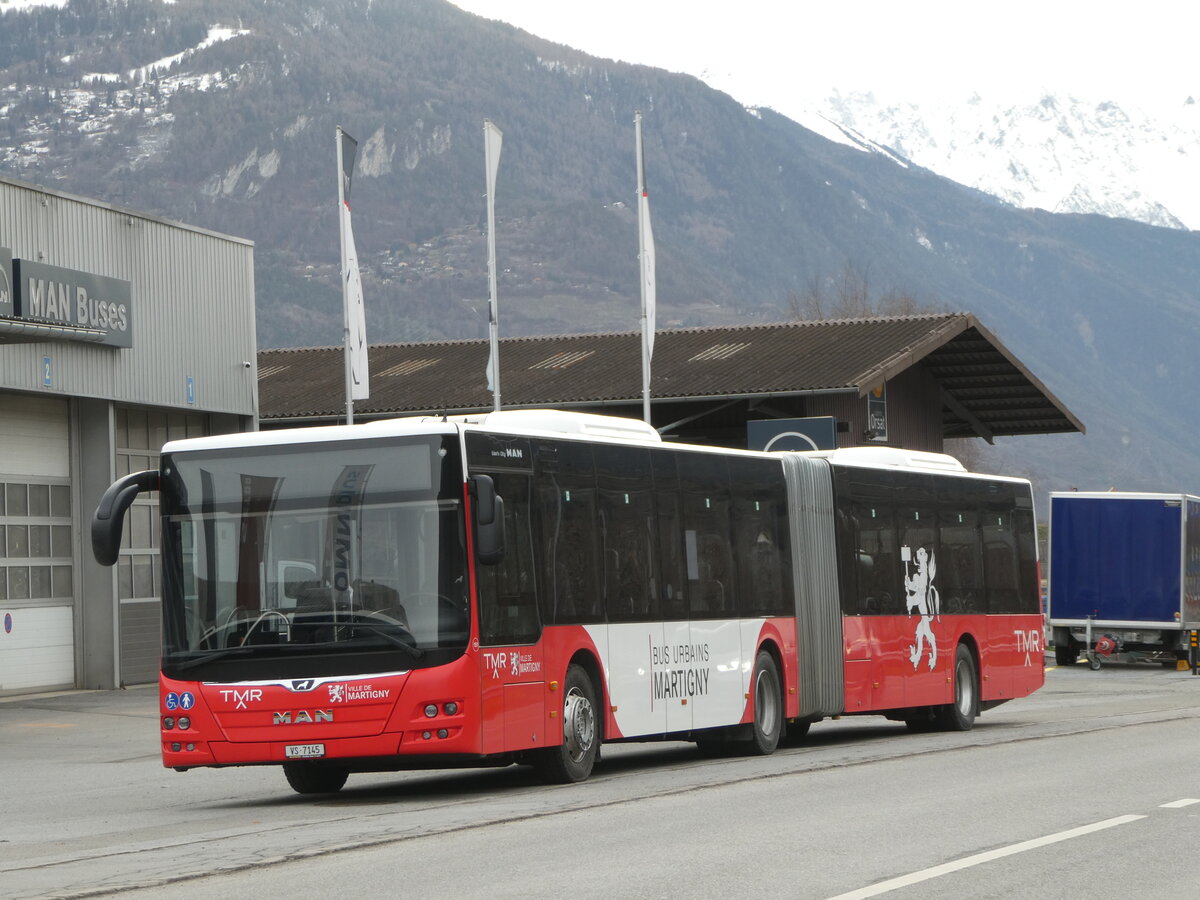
[0,393,73,694]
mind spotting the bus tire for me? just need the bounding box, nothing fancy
[283,763,349,795]
[534,664,599,784]
[936,643,978,731]
[747,650,783,755]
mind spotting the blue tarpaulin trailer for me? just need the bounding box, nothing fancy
[1048,492,1200,668]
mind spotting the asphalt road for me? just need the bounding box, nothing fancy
[3,660,1199,899]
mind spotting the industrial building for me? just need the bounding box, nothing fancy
[0,175,256,695]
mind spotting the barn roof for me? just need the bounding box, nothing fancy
[257,313,1083,440]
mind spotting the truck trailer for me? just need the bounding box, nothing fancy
[1048,492,1200,667]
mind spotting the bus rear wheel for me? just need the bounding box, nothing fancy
[533,664,599,784]
[283,762,349,795]
[747,650,783,755]
[935,644,979,731]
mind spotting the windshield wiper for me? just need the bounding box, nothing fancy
[167,640,312,673]
[167,620,425,671]
[167,645,257,672]
[288,615,426,658]
[339,621,425,658]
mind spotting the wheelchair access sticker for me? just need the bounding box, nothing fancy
[165,692,195,711]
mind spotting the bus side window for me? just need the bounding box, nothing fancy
[983,510,1020,614]
[476,472,541,646]
[595,444,657,623]
[652,450,688,621]
[1013,505,1039,614]
[678,452,735,619]
[832,493,860,616]
[534,440,603,626]
[737,505,784,617]
[855,503,898,615]
[728,456,792,618]
[938,509,983,615]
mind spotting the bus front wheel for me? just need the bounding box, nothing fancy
[533,663,599,784]
[283,762,349,795]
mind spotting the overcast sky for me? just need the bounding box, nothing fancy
[450,1,1200,116]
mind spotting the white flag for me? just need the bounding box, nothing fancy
[341,203,369,400]
[339,128,369,400]
[484,119,503,400]
[639,187,656,364]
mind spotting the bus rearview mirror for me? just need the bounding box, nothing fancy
[469,473,505,565]
[92,469,160,566]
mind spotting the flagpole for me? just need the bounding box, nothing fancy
[484,119,503,411]
[337,126,354,424]
[635,111,655,425]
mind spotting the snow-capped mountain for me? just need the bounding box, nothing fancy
[0,0,68,14]
[792,90,1200,231]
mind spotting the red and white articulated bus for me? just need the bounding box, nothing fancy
[90,409,1044,795]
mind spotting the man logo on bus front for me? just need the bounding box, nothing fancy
[902,544,939,670]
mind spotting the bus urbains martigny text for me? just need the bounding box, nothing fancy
[90,410,1044,795]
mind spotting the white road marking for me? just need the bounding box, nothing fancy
[1159,798,1200,808]
[827,815,1146,899]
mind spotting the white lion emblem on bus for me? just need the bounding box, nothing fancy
[902,544,939,670]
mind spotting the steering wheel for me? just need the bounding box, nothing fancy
[239,609,292,646]
[198,607,248,650]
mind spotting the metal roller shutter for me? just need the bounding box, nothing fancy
[0,393,73,693]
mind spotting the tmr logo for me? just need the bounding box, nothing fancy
[1015,629,1043,666]
[273,709,334,725]
[219,688,263,710]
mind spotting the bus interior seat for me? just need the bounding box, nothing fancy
[291,582,333,642]
[352,579,408,629]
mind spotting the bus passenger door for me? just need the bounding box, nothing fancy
[605,621,668,737]
[654,463,693,736]
[677,453,742,732]
[597,443,670,739]
[473,470,545,754]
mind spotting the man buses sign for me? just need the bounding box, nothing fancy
[0,247,132,348]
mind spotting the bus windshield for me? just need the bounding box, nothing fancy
[159,434,468,681]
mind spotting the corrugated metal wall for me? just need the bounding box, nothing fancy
[119,602,160,686]
[0,176,257,416]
